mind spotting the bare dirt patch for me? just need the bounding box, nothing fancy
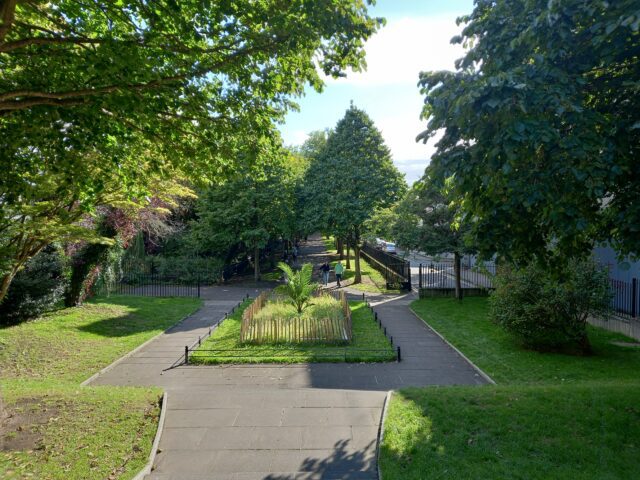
[0,398,62,452]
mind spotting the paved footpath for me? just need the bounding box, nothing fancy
[90,237,487,479]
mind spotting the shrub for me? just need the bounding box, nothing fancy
[275,262,319,314]
[0,245,69,324]
[489,258,611,353]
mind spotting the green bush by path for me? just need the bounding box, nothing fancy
[0,295,202,480]
[379,297,640,479]
[191,300,395,363]
[410,297,640,385]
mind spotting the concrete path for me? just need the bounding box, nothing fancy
[90,236,487,479]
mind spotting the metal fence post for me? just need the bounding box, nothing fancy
[632,278,638,318]
[419,264,422,289]
[197,274,201,298]
[184,346,189,365]
[397,346,401,362]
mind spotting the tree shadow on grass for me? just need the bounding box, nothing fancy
[265,438,377,480]
[76,296,200,338]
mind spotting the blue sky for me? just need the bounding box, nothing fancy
[279,0,474,185]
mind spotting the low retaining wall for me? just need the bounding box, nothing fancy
[589,315,640,342]
[419,288,492,299]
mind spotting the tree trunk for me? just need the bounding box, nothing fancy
[454,251,463,301]
[0,270,17,303]
[345,243,351,269]
[254,245,260,282]
[337,238,344,260]
[354,245,362,284]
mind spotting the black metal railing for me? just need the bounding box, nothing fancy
[610,277,638,320]
[115,273,201,298]
[177,293,400,365]
[360,243,411,290]
[418,262,496,290]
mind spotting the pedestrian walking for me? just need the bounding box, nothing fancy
[334,260,345,287]
[320,262,331,286]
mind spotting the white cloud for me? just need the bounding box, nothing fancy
[328,16,465,86]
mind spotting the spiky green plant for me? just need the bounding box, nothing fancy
[275,262,319,314]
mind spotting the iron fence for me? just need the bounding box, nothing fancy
[115,273,201,297]
[418,262,496,290]
[610,278,638,319]
[360,243,411,290]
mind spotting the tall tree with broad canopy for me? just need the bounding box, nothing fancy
[0,0,383,300]
[418,0,640,265]
[187,143,299,281]
[304,105,406,283]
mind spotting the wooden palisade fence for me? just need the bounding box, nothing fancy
[240,290,352,345]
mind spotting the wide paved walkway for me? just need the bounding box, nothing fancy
[90,236,487,479]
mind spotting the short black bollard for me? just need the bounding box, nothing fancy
[198,336,201,346]
[397,346,401,362]
[362,293,365,301]
[384,327,387,336]
[390,336,393,345]
[209,327,212,335]
[185,346,189,365]
[375,312,378,321]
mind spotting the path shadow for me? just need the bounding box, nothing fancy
[265,439,377,480]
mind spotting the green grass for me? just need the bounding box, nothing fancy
[323,236,399,294]
[382,384,640,480]
[0,295,201,480]
[410,297,640,385]
[191,300,396,363]
[380,297,640,479]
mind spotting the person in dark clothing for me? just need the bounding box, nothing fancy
[320,262,331,286]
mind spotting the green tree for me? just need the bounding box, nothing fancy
[0,1,382,300]
[418,0,640,265]
[304,105,406,283]
[394,172,473,299]
[188,145,298,281]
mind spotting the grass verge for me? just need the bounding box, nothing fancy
[0,295,201,480]
[379,297,640,479]
[323,236,399,294]
[190,300,395,363]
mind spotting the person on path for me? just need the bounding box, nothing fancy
[334,260,345,287]
[320,262,331,286]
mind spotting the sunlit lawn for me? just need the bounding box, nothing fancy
[191,299,396,363]
[380,297,640,480]
[0,295,201,480]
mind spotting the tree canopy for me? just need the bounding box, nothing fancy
[0,0,382,299]
[418,0,640,264]
[303,105,406,282]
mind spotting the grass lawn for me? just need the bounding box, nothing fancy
[380,297,640,480]
[191,300,396,363]
[0,295,201,480]
[322,236,399,294]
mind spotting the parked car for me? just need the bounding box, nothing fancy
[384,242,397,255]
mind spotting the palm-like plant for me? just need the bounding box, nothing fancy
[275,262,319,314]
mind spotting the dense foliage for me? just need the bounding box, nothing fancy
[302,105,406,282]
[418,0,640,264]
[489,259,611,353]
[0,245,68,324]
[0,0,381,300]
